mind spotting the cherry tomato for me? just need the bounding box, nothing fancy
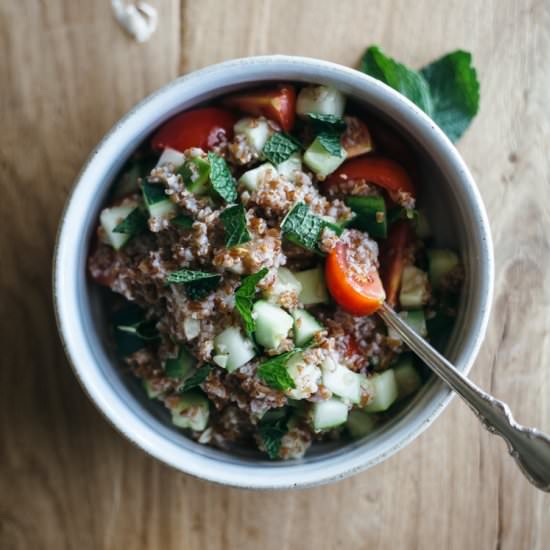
[222,85,296,132]
[380,220,414,306]
[151,108,237,152]
[325,242,385,316]
[326,156,416,202]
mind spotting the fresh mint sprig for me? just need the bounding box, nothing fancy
[257,350,298,391]
[307,113,347,133]
[220,204,251,247]
[262,132,301,165]
[359,46,479,142]
[166,269,222,300]
[235,268,269,336]
[113,207,148,237]
[207,152,238,203]
[281,202,324,251]
[179,365,213,392]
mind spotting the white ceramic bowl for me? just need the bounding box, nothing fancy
[53,56,493,489]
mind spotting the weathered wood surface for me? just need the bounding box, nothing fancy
[1,1,548,548]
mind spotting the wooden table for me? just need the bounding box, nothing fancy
[1,1,549,548]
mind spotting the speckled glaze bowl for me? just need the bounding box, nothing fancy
[53,56,494,489]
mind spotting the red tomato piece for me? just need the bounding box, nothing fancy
[380,220,414,307]
[222,85,296,132]
[326,156,416,202]
[325,242,386,316]
[150,107,237,152]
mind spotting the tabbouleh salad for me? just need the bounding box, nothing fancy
[88,83,463,459]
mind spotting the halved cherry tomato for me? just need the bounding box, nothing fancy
[325,242,386,316]
[222,85,296,132]
[326,156,416,202]
[380,220,414,306]
[151,108,237,152]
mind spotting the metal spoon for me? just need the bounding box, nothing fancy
[378,302,550,492]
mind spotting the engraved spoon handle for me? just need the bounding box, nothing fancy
[378,303,550,491]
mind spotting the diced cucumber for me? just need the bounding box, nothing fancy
[296,85,346,117]
[164,346,196,379]
[347,409,377,438]
[263,267,302,304]
[292,309,323,346]
[183,318,200,340]
[238,162,277,192]
[277,153,302,179]
[253,300,293,349]
[213,326,256,372]
[100,202,138,250]
[303,136,347,178]
[387,309,427,342]
[312,398,349,431]
[321,355,361,404]
[143,378,164,399]
[427,249,460,290]
[293,266,329,305]
[142,182,177,220]
[156,147,185,169]
[170,391,209,431]
[285,353,322,400]
[234,117,271,153]
[415,209,432,239]
[393,357,422,400]
[363,370,398,412]
[346,195,387,238]
[399,265,430,308]
[178,157,210,195]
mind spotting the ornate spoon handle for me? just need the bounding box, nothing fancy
[378,303,550,491]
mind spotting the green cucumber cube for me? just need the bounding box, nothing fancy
[393,357,423,400]
[253,300,293,349]
[296,85,346,117]
[427,249,460,290]
[178,156,210,195]
[213,326,256,372]
[363,369,398,412]
[321,355,361,404]
[399,265,430,308]
[293,266,329,305]
[277,153,302,179]
[312,398,349,431]
[347,409,377,439]
[100,203,138,250]
[387,309,427,342]
[156,147,185,169]
[238,162,277,192]
[292,309,323,346]
[170,391,209,431]
[234,117,271,153]
[303,136,347,178]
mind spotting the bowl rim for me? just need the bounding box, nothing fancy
[53,54,494,489]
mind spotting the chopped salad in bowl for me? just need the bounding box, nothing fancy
[88,83,463,460]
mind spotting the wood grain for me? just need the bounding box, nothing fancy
[1,0,549,549]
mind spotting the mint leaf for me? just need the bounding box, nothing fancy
[359,46,479,142]
[259,412,289,459]
[281,202,324,251]
[220,204,251,247]
[172,214,194,228]
[307,113,347,133]
[317,131,344,157]
[359,46,433,115]
[235,268,269,336]
[166,269,221,300]
[420,50,480,142]
[180,365,213,392]
[257,351,297,391]
[142,182,167,205]
[113,207,148,236]
[262,132,301,165]
[207,152,237,203]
